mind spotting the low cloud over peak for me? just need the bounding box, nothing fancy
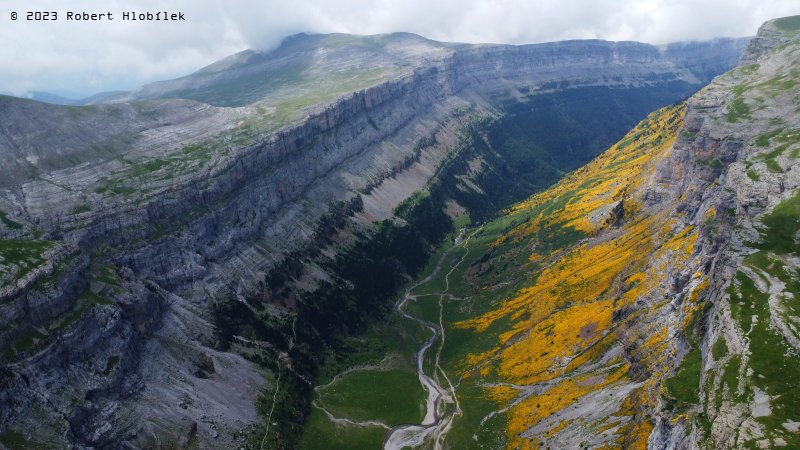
[2,0,797,98]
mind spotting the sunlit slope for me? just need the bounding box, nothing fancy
[442,15,800,447]
[435,104,714,448]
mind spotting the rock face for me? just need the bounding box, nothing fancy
[0,32,747,448]
[662,16,800,449]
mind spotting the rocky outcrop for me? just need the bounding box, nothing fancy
[651,16,800,449]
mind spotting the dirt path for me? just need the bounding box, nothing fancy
[260,319,297,449]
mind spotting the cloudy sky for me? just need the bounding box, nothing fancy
[2,0,798,97]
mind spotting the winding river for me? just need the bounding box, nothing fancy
[383,228,477,450]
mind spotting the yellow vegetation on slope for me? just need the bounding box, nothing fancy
[503,103,684,237]
[507,362,630,447]
[454,104,707,447]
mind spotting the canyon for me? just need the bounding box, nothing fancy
[1,19,790,449]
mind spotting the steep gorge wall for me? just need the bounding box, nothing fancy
[651,17,800,449]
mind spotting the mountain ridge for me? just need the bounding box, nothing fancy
[17,32,749,107]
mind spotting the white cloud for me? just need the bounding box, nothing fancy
[1,0,798,97]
